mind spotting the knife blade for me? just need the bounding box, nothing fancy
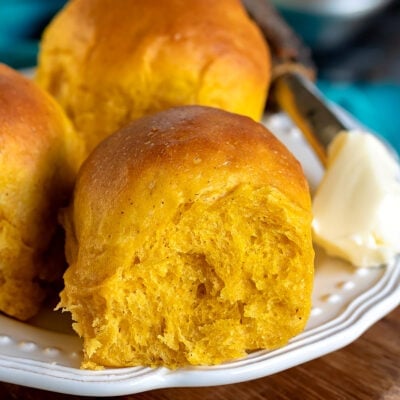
[242,0,350,165]
[271,72,350,165]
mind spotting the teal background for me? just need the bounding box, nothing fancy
[0,1,66,68]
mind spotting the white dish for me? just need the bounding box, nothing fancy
[0,113,399,397]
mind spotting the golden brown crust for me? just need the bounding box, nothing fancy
[80,105,310,213]
[0,64,84,320]
[36,0,270,152]
[60,105,314,369]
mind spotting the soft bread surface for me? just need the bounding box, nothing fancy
[0,64,83,320]
[36,0,270,153]
[59,105,314,369]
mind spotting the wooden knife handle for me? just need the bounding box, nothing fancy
[242,0,316,81]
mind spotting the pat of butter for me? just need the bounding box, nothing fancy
[312,131,400,268]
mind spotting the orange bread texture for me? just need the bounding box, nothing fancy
[0,64,84,320]
[59,106,314,369]
[36,0,270,153]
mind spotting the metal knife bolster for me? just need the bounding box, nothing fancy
[271,73,349,165]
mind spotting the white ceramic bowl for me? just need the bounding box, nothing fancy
[271,0,394,50]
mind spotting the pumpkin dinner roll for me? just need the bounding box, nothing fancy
[36,0,270,153]
[59,106,314,369]
[0,64,84,320]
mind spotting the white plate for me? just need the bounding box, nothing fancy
[0,113,399,397]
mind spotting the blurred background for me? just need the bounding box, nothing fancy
[0,0,399,152]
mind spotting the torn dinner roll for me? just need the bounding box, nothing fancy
[58,105,314,369]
